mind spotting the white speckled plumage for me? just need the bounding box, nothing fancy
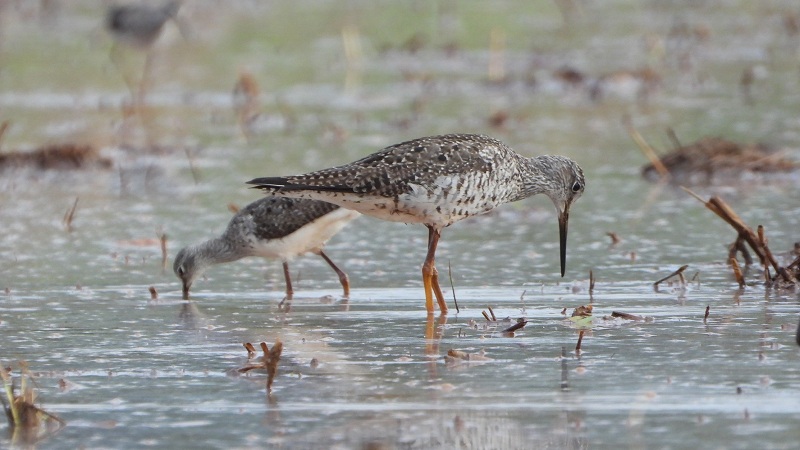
[248,133,585,314]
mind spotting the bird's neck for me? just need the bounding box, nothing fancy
[194,237,242,266]
[513,155,555,201]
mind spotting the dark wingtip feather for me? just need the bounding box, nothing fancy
[246,176,288,191]
[246,176,287,186]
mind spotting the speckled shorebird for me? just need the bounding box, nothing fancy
[247,133,585,315]
[106,1,181,49]
[106,1,182,104]
[173,196,359,300]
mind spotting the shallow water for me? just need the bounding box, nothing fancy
[2,1,800,449]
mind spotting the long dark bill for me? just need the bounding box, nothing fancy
[182,281,190,300]
[558,207,570,277]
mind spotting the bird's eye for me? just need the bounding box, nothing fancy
[571,181,583,193]
[177,266,185,276]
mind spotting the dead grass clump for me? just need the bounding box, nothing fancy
[0,143,112,171]
[642,137,798,183]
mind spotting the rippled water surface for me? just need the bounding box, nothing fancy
[2,1,800,448]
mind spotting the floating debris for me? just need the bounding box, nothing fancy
[569,305,593,327]
[444,348,492,367]
[606,232,621,246]
[1,364,66,446]
[704,306,710,323]
[239,340,283,393]
[641,137,798,184]
[0,143,112,171]
[608,311,649,322]
[500,320,527,334]
[148,286,158,300]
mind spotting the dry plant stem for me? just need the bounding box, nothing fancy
[589,270,595,292]
[758,225,793,281]
[704,306,710,323]
[728,235,753,265]
[575,330,585,353]
[786,255,800,272]
[481,311,491,321]
[730,257,745,288]
[447,260,459,313]
[666,127,683,150]
[654,265,689,286]
[159,233,167,274]
[148,286,158,300]
[488,306,496,321]
[63,197,79,231]
[0,120,9,149]
[625,118,670,180]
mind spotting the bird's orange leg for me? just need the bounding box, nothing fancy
[431,267,448,314]
[282,261,294,300]
[423,226,448,314]
[317,250,350,297]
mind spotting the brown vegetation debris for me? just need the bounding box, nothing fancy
[571,305,593,318]
[642,136,798,183]
[501,319,527,334]
[1,364,66,446]
[609,311,646,321]
[684,188,799,287]
[239,340,283,393]
[0,143,112,171]
[444,348,492,366]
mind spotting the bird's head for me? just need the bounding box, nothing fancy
[173,247,200,300]
[532,155,585,277]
